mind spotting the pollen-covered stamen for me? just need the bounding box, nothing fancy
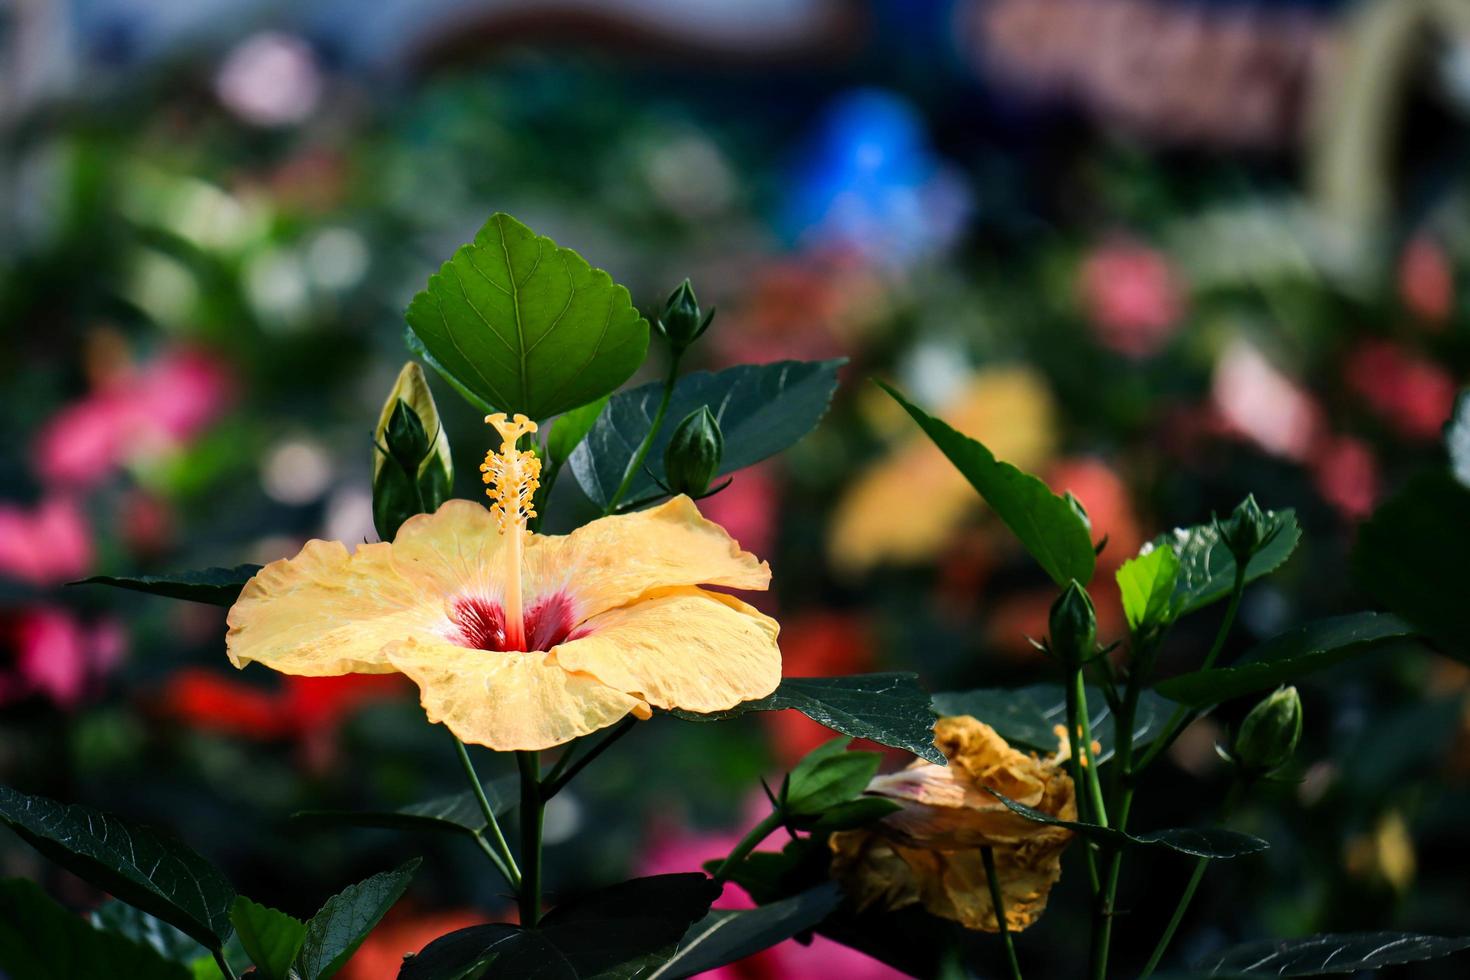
[481,412,541,652]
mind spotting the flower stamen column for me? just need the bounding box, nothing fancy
[480,412,541,651]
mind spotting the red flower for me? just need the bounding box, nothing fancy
[1343,341,1457,442]
[1079,240,1186,358]
[157,670,405,750]
[1398,235,1454,326]
[0,607,125,709]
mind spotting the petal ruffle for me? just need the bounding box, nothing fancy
[389,498,504,599]
[551,586,780,713]
[386,638,642,750]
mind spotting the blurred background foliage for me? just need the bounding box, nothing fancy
[3,0,1470,975]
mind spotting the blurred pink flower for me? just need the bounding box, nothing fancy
[700,462,779,568]
[1078,240,1186,357]
[0,607,125,708]
[215,32,322,127]
[0,497,93,585]
[1310,435,1379,522]
[1398,235,1454,326]
[1343,341,1457,442]
[35,348,234,488]
[1212,340,1324,462]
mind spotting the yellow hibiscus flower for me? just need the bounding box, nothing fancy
[227,412,782,751]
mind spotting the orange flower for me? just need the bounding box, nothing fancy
[227,413,781,751]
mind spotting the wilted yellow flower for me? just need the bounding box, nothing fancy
[830,716,1075,932]
[227,413,781,751]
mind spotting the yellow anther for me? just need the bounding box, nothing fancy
[481,413,542,534]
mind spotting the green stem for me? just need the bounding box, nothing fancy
[471,831,515,886]
[603,354,682,515]
[982,846,1024,980]
[1071,669,1108,827]
[453,737,521,887]
[1063,670,1101,895]
[711,809,785,882]
[542,717,637,799]
[517,751,544,927]
[212,949,240,980]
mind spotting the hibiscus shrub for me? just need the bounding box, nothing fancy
[5,213,1470,979]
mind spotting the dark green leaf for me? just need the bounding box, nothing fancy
[399,874,720,980]
[930,684,1172,764]
[229,897,306,980]
[548,397,610,466]
[297,859,420,980]
[73,565,261,606]
[1156,613,1419,707]
[643,884,843,980]
[785,739,882,816]
[1198,932,1470,975]
[90,900,208,964]
[1352,470,1470,662]
[0,878,193,980]
[292,779,517,837]
[1118,545,1182,631]
[405,213,649,420]
[570,360,842,509]
[0,785,235,949]
[879,381,1094,587]
[1157,510,1300,618]
[406,330,496,416]
[988,790,1268,858]
[672,673,943,765]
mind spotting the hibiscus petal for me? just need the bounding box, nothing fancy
[389,498,504,598]
[551,586,780,713]
[386,638,641,750]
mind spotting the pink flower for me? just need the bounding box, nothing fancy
[0,497,93,586]
[1343,341,1457,442]
[1079,240,1186,357]
[1311,435,1379,521]
[0,607,125,708]
[1398,235,1454,326]
[699,462,780,577]
[1212,339,1325,462]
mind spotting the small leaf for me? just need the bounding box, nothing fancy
[797,797,902,833]
[570,360,843,510]
[0,878,193,980]
[1117,545,1182,631]
[548,397,610,467]
[405,212,649,420]
[1157,510,1300,618]
[1198,931,1470,975]
[1156,613,1419,707]
[292,780,517,837]
[672,674,943,765]
[229,897,306,980]
[879,381,1095,587]
[931,684,1172,764]
[644,883,844,980]
[74,565,261,607]
[0,784,235,949]
[987,790,1269,858]
[785,738,883,816]
[297,859,420,980]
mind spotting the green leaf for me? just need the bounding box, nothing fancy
[1156,510,1300,618]
[292,780,517,837]
[0,878,193,980]
[73,565,261,607]
[987,791,1268,859]
[785,738,883,816]
[0,784,235,949]
[930,684,1172,764]
[1117,545,1182,631]
[548,397,610,466]
[1352,469,1470,662]
[229,897,306,980]
[1156,613,1419,707]
[398,874,721,980]
[90,901,209,964]
[297,859,420,980]
[570,360,842,510]
[643,883,843,980]
[406,329,496,416]
[1198,932,1470,975]
[798,797,903,833]
[878,381,1094,587]
[672,673,944,765]
[405,212,649,421]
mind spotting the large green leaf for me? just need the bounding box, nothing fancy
[784,739,882,816]
[292,779,517,837]
[405,213,649,421]
[570,360,842,509]
[74,565,261,606]
[229,897,306,980]
[398,874,721,980]
[643,884,843,980]
[1198,932,1470,975]
[1352,469,1470,662]
[0,785,235,949]
[1156,510,1300,617]
[988,791,1269,859]
[931,684,1172,764]
[0,878,193,980]
[296,860,420,980]
[1117,545,1182,631]
[879,381,1094,587]
[1156,613,1419,707]
[672,673,944,765]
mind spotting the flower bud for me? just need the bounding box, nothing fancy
[1218,494,1271,564]
[663,406,723,497]
[1231,685,1302,776]
[1048,581,1097,666]
[656,279,716,353]
[373,362,453,540]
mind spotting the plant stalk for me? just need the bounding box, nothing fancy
[602,354,682,514]
[542,717,637,799]
[1064,668,1101,895]
[711,809,785,882]
[212,949,239,980]
[453,737,521,887]
[982,846,1024,980]
[516,751,544,927]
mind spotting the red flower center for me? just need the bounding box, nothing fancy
[451,593,579,652]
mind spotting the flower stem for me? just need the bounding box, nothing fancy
[542,717,637,800]
[711,809,784,882]
[982,846,1023,980]
[1070,669,1109,827]
[602,353,682,515]
[1064,669,1101,895]
[516,751,544,928]
[453,736,520,887]
[212,949,239,980]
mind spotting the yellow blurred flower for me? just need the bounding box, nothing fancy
[1344,810,1416,894]
[830,716,1075,932]
[227,413,781,751]
[828,368,1057,574]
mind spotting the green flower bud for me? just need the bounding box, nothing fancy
[663,406,724,497]
[1048,581,1098,666]
[1218,494,1271,564]
[656,279,716,353]
[373,362,453,540]
[1232,685,1302,776]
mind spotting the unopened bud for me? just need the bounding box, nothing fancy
[656,279,715,353]
[1048,581,1097,665]
[1218,494,1271,564]
[663,406,723,497]
[373,362,453,540]
[1231,685,1302,776]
